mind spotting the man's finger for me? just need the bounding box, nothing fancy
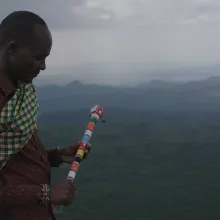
[83,150,88,159]
[61,156,74,164]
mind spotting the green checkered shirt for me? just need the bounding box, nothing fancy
[0,82,39,170]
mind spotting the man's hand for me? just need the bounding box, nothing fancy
[58,142,91,164]
[50,180,76,206]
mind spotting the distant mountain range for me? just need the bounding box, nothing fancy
[34,63,220,86]
[35,76,220,115]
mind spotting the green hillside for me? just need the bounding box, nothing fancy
[38,110,220,220]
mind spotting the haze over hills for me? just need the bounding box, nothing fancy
[34,63,220,86]
[35,75,220,116]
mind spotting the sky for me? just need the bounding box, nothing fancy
[1,0,220,84]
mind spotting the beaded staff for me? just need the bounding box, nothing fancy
[53,105,104,214]
[66,104,104,182]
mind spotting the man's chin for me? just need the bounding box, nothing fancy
[22,79,33,84]
[23,74,39,83]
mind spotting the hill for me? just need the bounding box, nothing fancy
[37,109,220,220]
[35,76,220,220]
[35,76,220,114]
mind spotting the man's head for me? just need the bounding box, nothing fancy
[0,11,52,83]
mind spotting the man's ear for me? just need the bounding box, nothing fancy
[6,41,19,55]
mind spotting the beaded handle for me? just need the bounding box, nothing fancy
[53,105,104,214]
[66,105,104,182]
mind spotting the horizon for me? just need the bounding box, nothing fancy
[34,62,220,86]
[34,72,220,87]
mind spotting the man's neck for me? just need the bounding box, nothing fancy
[0,52,19,88]
[0,71,19,88]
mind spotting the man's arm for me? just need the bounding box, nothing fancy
[0,181,76,208]
[0,184,42,207]
[47,148,63,167]
[34,131,63,167]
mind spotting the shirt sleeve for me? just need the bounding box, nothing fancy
[34,130,63,167]
[47,148,63,167]
[0,184,42,207]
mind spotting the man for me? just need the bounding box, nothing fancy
[0,11,91,220]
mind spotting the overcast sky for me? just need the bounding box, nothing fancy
[1,0,220,84]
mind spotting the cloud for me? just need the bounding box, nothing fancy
[182,0,220,24]
[0,0,117,30]
[1,0,220,84]
[1,0,220,30]
[0,1,206,29]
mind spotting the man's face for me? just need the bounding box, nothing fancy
[6,24,52,82]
